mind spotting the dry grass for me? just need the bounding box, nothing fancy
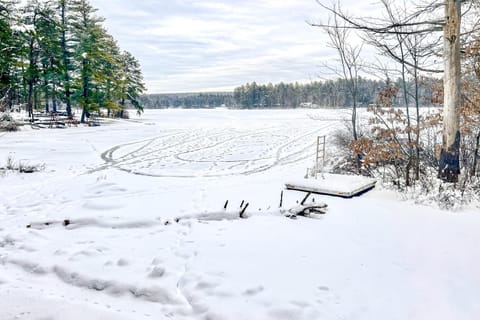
[0,155,44,174]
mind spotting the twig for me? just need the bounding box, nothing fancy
[301,192,312,205]
[240,203,249,218]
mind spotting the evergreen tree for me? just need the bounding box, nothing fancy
[0,1,18,106]
[97,34,123,116]
[21,0,45,119]
[36,0,62,113]
[119,50,146,115]
[69,0,106,122]
[0,0,145,118]
[57,0,74,116]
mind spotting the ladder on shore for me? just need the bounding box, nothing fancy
[306,135,326,179]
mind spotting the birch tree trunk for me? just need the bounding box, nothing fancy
[439,0,461,183]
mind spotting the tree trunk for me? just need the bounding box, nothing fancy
[400,53,413,186]
[27,80,33,120]
[43,66,49,113]
[34,86,39,111]
[80,58,88,124]
[81,107,86,123]
[414,57,420,181]
[21,64,27,107]
[51,58,57,113]
[52,83,57,113]
[439,0,461,183]
[472,132,480,176]
[60,1,72,117]
[27,37,35,121]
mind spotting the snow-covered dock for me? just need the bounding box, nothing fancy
[285,173,377,198]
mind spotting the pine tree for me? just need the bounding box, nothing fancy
[0,2,10,83]
[92,33,123,116]
[69,0,106,122]
[57,0,75,116]
[1,0,145,119]
[118,50,146,116]
[21,0,45,119]
[0,1,17,106]
[36,0,62,113]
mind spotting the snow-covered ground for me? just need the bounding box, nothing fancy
[1,109,479,320]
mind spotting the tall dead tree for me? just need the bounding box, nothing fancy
[438,0,461,182]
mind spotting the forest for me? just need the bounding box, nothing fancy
[231,78,439,109]
[140,92,233,109]
[140,77,438,109]
[0,0,146,122]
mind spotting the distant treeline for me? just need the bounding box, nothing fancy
[139,92,233,109]
[233,79,379,108]
[140,78,438,109]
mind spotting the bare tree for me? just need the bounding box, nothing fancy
[366,1,440,185]
[312,0,479,183]
[321,10,363,142]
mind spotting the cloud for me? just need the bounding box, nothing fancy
[91,0,376,93]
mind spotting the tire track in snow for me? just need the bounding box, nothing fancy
[85,132,182,174]
[93,121,336,178]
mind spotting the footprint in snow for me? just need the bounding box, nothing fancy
[290,300,311,308]
[195,281,219,290]
[268,307,303,320]
[148,266,165,278]
[117,258,129,266]
[243,285,264,296]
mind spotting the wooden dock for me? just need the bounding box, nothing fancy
[285,174,377,198]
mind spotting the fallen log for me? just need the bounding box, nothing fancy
[282,201,328,219]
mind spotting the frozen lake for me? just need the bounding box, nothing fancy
[95,109,350,177]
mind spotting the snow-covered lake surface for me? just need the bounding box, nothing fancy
[1,109,479,320]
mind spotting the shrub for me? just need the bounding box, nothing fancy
[0,112,19,132]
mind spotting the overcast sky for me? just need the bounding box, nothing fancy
[90,0,376,93]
